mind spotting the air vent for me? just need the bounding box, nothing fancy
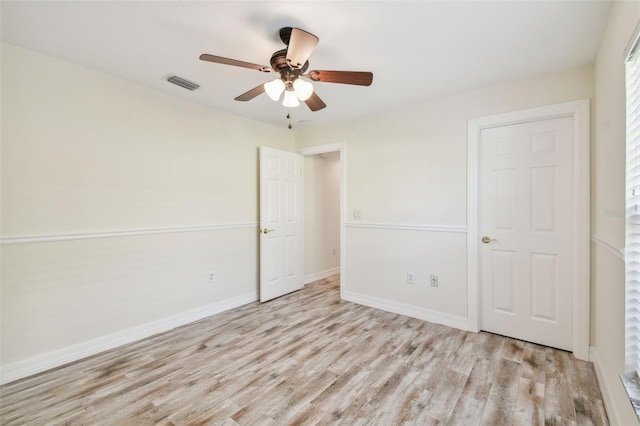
[166,75,200,91]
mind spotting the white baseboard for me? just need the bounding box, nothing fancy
[590,346,620,425]
[0,291,258,385]
[342,290,470,331]
[303,267,341,285]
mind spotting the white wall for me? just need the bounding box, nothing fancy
[0,43,294,382]
[592,2,640,425]
[296,65,594,329]
[303,152,340,283]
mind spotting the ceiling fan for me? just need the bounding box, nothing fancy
[199,27,373,113]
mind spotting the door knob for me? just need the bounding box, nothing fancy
[482,236,497,244]
[261,228,275,234]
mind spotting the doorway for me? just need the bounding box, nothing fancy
[303,151,341,283]
[299,143,345,295]
[467,100,590,360]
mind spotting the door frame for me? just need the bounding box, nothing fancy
[298,142,346,299]
[466,100,590,360]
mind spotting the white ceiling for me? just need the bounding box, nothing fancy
[1,1,611,129]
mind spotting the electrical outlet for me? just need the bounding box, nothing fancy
[208,272,214,282]
[407,272,414,284]
[353,210,361,220]
[430,274,439,287]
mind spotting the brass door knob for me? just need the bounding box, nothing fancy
[482,236,497,244]
[261,228,275,234]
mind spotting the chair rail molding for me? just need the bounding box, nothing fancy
[0,223,259,245]
[346,222,466,233]
[591,234,625,261]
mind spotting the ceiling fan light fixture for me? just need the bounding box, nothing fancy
[282,89,300,108]
[293,78,313,101]
[264,78,285,101]
[200,26,372,115]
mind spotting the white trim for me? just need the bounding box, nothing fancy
[592,234,625,261]
[467,99,591,361]
[303,267,341,285]
[340,145,347,301]
[0,223,259,245]
[590,346,620,425]
[623,19,640,61]
[0,291,258,385]
[298,143,344,156]
[343,290,470,331]
[346,222,467,233]
[298,142,347,300]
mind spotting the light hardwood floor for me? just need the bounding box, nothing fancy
[0,275,608,425]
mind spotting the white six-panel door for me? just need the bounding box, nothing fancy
[479,117,574,350]
[259,146,303,302]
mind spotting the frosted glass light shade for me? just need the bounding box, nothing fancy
[282,90,300,107]
[293,79,313,101]
[264,78,285,101]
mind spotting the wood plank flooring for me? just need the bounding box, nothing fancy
[0,275,608,425]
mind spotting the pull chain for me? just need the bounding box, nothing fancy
[287,112,292,130]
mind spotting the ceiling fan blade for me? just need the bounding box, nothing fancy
[304,92,326,111]
[199,54,271,73]
[307,70,373,86]
[235,84,266,101]
[286,28,319,69]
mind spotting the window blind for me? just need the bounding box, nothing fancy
[626,35,640,379]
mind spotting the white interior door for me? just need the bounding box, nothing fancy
[479,117,573,351]
[259,146,303,302]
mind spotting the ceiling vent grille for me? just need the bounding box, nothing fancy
[166,75,200,91]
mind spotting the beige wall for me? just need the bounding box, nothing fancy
[1,43,289,235]
[0,43,293,376]
[296,65,594,324]
[303,152,340,280]
[592,1,640,424]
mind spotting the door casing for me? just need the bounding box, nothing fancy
[466,100,590,360]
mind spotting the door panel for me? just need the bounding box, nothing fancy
[491,250,516,314]
[480,117,573,351]
[259,146,303,302]
[530,166,556,231]
[495,169,516,229]
[530,253,557,320]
